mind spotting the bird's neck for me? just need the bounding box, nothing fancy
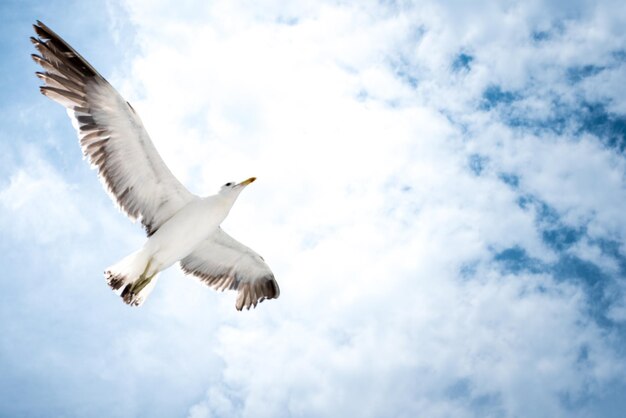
[206,194,237,217]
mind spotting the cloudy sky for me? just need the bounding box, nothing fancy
[2,0,626,417]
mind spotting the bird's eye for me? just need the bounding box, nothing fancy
[225,182,233,187]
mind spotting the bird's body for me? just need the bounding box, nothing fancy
[146,195,230,274]
[31,21,279,310]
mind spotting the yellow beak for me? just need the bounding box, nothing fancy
[237,177,256,187]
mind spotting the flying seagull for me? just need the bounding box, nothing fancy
[30,21,279,310]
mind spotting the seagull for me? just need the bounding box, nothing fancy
[30,21,280,310]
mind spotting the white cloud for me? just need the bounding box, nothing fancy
[97,2,626,418]
[98,1,626,417]
[0,147,91,245]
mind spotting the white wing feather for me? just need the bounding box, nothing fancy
[180,228,280,310]
[32,21,195,235]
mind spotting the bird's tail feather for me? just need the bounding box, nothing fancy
[105,250,158,307]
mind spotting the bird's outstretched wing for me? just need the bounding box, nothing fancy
[180,228,280,311]
[31,21,195,236]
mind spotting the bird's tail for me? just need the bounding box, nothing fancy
[104,249,159,307]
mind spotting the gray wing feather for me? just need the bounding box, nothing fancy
[180,228,280,311]
[31,21,195,236]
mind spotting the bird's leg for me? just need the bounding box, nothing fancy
[131,260,153,294]
[133,272,156,295]
[132,274,155,296]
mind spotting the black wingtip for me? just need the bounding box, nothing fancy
[33,21,58,43]
[30,21,100,79]
[33,22,47,38]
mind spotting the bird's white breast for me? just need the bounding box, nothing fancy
[142,196,232,271]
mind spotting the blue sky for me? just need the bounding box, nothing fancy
[2,0,626,417]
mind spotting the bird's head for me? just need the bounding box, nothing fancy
[219,177,256,198]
